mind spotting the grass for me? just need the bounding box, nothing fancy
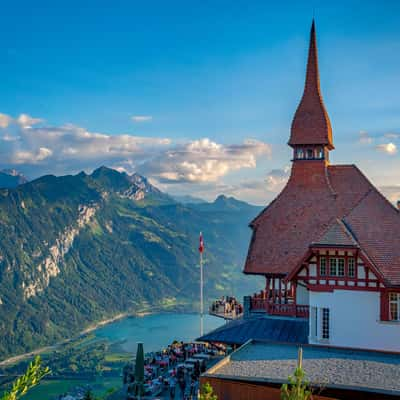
[104,353,132,363]
[26,376,122,400]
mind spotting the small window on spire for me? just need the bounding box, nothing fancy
[296,148,304,159]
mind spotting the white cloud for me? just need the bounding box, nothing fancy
[358,130,373,145]
[376,142,397,155]
[0,112,274,194]
[265,167,290,188]
[0,113,171,175]
[131,115,153,123]
[13,147,53,164]
[384,132,400,140]
[17,114,43,128]
[0,113,12,128]
[139,138,271,183]
[162,167,289,206]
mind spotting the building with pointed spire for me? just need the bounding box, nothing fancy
[201,20,400,354]
[242,20,400,352]
[199,20,400,400]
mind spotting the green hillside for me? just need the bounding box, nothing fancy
[0,166,262,359]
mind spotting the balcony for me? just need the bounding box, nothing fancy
[248,292,309,318]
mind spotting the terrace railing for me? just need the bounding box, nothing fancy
[249,296,309,318]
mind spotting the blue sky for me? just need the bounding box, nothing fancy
[0,0,399,204]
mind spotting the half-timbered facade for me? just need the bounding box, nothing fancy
[243,21,400,352]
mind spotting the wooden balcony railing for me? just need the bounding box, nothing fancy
[250,297,309,318]
[250,298,269,311]
[268,303,309,318]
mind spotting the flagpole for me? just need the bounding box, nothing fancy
[200,245,204,337]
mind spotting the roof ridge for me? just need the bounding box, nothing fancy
[344,165,400,217]
[337,218,359,246]
[325,164,337,197]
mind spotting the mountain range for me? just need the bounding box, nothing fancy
[0,169,28,189]
[0,166,263,359]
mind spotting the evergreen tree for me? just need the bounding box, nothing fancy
[200,382,218,400]
[281,348,312,400]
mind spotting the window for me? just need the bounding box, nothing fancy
[310,307,318,339]
[348,258,355,277]
[296,148,304,159]
[307,149,314,159]
[329,258,338,276]
[317,148,324,159]
[389,293,400,321]
[319,257,327,275]
[329,257,345,276]
[338,258,345,276]
[310,307,330,341]
[322,308,330,339]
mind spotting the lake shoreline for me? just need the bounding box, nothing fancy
[0,304,198,367]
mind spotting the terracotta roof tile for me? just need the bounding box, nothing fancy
[344,189,400,286]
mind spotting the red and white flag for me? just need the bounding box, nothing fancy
[199,232,204,253]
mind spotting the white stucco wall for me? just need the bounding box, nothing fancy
[296,284,309,305]
[309,290,400,352]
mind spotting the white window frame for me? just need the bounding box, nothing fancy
[389,293,400,321]
[319,257,327,276]
[310,306,331,343]
[321,308,330,339]
[348,257,355,278]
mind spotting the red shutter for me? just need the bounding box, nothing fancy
[380,291,389,321]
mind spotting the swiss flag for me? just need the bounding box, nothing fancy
[199,232,204,253]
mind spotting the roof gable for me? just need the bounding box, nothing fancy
[311,219,359,247]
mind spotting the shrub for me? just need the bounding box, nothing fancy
[1,356,50,400]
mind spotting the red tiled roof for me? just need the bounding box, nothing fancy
[344,189,400,286]
[288,20,334,149]
[244,162,400,286]
[245,20,400,286]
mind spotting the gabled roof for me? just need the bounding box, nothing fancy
[289,20,333,149]
[244,163,400,286]
[311,218,359,247]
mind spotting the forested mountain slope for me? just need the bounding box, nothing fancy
[0,166,262,358]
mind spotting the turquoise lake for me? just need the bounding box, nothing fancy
[93,313,224,353]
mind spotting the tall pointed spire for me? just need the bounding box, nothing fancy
[289,20,334,150]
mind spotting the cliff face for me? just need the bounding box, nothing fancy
[0,167,261,358]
